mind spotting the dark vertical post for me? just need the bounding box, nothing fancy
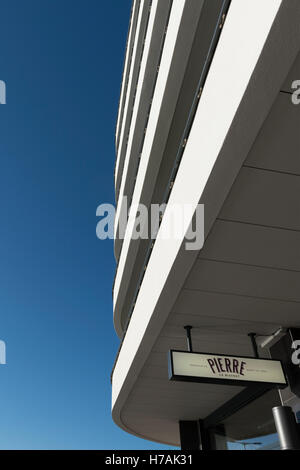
[184,325,193,353]
[272,406,300,450]
[179,421,200,450]
[179,420,212,450]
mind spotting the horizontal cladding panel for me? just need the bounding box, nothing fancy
[124,383,244,418]
[173,289,300,326]
[128,376,219,394]
[125,390,218,410]
[185,259,300,303]
[169,313,280,336]
[282,50,300,93]
[123,403,221,419]
[151,335,255,358]
[245,92,300,174]
[139,363,172,380]
[159,326,265,347]
[128,381,227,399]
[120,412,180,446]
[219,167,300,230]
[199,219,300,271]
[125,376,243,398]
[126,395,207,410]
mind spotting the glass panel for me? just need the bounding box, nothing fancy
[211,389,282,450]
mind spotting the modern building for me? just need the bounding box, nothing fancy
[111,0,300,450]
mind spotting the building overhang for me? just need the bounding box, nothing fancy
[112,0,300,446]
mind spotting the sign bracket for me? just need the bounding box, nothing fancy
[248,332,259,358]
[184,325,193,352]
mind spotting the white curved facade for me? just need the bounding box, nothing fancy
[112,0,300,448]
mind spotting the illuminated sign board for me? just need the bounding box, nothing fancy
[168,350,287,388]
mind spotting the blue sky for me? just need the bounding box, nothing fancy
[0,0,172,450]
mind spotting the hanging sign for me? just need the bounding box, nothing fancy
[168,350,287,388]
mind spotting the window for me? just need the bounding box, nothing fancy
[211,389,281,450]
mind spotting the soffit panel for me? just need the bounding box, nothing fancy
[199,219,300,272]
[219,167,300,231]
[245,92,300,174]
[173,289,300,326]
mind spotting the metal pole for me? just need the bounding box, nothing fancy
[272,406,300,450]
[184,326,193,352]
[248,332,259,358]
